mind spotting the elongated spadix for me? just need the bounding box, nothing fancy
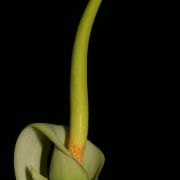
[68,0,102,165]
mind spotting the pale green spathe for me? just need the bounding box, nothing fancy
[14,123,105,180]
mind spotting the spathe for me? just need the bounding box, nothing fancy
[14,123,105,180]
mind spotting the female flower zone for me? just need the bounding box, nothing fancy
[14,0,105,180]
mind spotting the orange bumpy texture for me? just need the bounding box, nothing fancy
[68,144,85,165]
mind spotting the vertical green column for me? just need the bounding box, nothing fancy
[68,0,102,164]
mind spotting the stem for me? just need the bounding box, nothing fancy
[68,0,102,164]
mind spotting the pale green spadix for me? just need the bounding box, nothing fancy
[14,0,104,180]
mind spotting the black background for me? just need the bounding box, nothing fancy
[1,0,165,179]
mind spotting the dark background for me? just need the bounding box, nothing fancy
[1,0,165,179]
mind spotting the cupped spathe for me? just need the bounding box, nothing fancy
[14,123,105,180]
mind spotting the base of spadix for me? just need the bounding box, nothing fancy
[68,143,85,165]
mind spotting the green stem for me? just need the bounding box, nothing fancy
[69,0,102,151]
